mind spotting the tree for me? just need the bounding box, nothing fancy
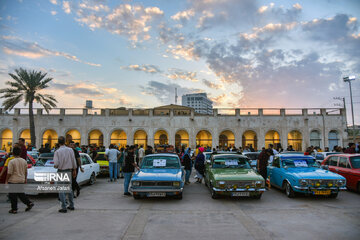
[0,68,57,147]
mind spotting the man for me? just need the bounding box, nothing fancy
[123,146,140,196]
[138,145,145,165]
[6,146,34,214]
[54,136,77,213]
[145,145,153,155]
[75,143,82,152]
[69,141,84,197]
[18,138,27,160]
[105,144,121,182]
[344,143,356,154]
[257,148,271,181]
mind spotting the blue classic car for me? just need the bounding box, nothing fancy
[268,154,346,198]
[130,153,185,199]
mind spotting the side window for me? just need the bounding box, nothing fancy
[81,155,90,165]
[329,156,338,166]
[338,157,348,168]
[86,155,93,164]
[272,157,280,168]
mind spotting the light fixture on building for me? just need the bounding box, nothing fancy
[343,75,356,141]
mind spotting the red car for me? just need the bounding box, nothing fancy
[322,154,360,192]
[0,153,35,183]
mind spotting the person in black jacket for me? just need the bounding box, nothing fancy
[182,148,192,185]
[195,147,205,183]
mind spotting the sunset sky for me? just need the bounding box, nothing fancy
[0,0,359,123]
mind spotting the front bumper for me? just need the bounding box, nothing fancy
[212,187,266,195]
[293,186,346,192]
[130,187,183,193]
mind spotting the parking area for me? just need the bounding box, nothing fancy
[0,175,359,240]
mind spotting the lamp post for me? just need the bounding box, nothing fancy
[343,76,356,142]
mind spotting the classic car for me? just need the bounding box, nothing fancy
[321,154,360,192]
[27,152,100,193]
[312,152,340,164]
[94,152,109,174]
[242,152,260,169]
[130,153,185,199]
[268,154,346,198]
[204,153,265,199]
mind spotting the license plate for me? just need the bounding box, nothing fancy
[147,192,166,197]
[232,192,250,197]
[313,190,331,195]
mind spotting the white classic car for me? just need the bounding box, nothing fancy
[27,152,100,188]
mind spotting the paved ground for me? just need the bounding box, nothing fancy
[0,175,359,240]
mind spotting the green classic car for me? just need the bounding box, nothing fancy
[204,153,266,199]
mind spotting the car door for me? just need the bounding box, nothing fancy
[268,157,282,187]
[77,155,91,183]
[328,156,339,172]
[337,157,353,188]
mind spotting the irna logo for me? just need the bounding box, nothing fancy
[34,172,71,182]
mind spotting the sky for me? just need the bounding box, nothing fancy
[0,0,359,124]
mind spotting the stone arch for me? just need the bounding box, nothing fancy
[287,130,303,151]
[309,129,321,148]
[0,128,13,152]
[219,130,235,149]
[134,129,148,147]
[88,129,104,147]
[196,130,212,147]
[328,130,340,151]
[19,129,31,146]
[42,129,58,148]
[154,129,169,146]
[110,129,127,148]
[65,129,81,145]
[175,129,189,149]
[265,130,280,149]
[242,130,258,151]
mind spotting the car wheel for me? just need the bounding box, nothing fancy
[357,182,360,193]
[175,193,183,200]
[133,194,141,200]
[210,185,218,199]
[284,181,295,198]
[253,193,262,199]
[329,192,338,198]
[89,172,96,185]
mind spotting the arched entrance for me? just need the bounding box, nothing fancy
[310,130,321,147]
[65,129,81,145]
[288,130,302,151]
[1,129,13,152]
[328,130,339,151]
[154,130,168,146]
[265,130,280,148]
[110,130,127,148]
[175,130,189,149]
[20,129,31,146]
[196,130,212,148]
[134,130,147,147]
[88,130,104,147]
[242,130,257,150]
[42,129,58,148]
[219,130,235,149]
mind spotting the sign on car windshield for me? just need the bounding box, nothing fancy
[153,159,166,167]
[142,156,179,168]
[213,157,250,169]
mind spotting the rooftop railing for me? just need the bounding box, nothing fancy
[0,107,344,117]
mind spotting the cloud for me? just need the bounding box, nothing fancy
[49,0,57,5]
[1,36,101,67]
[121,64,162,74]
[202,79,222,89]
[62,1,71,14]
[140,81,201,104]
[167,68,198,82]
[171,9,195,22]
[51,11,57,16]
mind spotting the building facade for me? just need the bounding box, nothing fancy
[182,93,213,114]
[0,106,347,152]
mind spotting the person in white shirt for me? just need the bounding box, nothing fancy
[138,145,145,166]
[105,144,121,182]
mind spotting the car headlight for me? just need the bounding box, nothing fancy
[218,181,226,188]
[299,179,308,187]
[173,181,180,187]
[132,181,140,186]
[255,181,264,188]
[336,180,345,187]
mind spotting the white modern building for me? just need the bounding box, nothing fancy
[0,106,347,152]
[182,93,213,114]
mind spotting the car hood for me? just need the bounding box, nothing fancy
[27,166,57,179]
[211,168,263,181]
[286,167,345,180]
[133,168,182,181]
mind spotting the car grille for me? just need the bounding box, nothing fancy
[308,179,336,187]
[140,181,173,186]
[224,181,255,188]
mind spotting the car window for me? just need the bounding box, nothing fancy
[141,156,180,169]
[329,156,338,166]
[81,155,90,165]
[338,157,348,168]
[315,154,324,160]
[86,155,93,164]
[26,157,33,165]
[212,156,250,169]
[272,157,280,168]
[350,156,360,169]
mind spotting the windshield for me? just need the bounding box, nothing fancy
[141,156,180,169]
[204,153,211,160]
[35,158,54,167]
[245,154,259,160]
[281,158,318,168]
[212,156,251,169]
[350,156,360,169]
[97,153,107,161]
[30,153,38,159]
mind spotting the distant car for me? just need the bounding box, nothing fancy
[312,152,340,163]
[204,153,265,199]
[95,152,108,174]
[27,153,100,187]
[242,152,260,169]
[27,151,39,161]
[321,154,360,192]
[0,154,35,183]
[130,153,185,199]
[268,154,346,198]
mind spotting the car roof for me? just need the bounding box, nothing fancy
[145,153,179,158]
[39,153,54,158]
[325,153,360,157]
[278,154,315,160]
[213,153,246,159]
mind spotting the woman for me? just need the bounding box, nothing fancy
[182,148,192,185]
[194,147,205,183]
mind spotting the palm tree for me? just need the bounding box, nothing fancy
[0,68,57,147]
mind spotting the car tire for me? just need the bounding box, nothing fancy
[284,181,295,198]
[357,182,360,193]
[133,194,141,200]
[89,172,96,185]
[329,192,338,198]
[210,185,218,199]
[253,193,262,199]
[175,193,183,200]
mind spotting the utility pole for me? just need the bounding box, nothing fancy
[175,88,178,105]
[343,76,356,142]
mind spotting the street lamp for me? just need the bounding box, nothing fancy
[343,76,356,142]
